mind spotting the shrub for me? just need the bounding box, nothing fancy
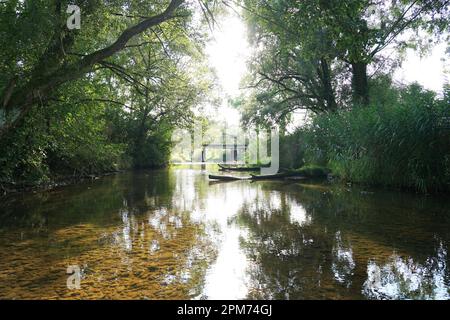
[280,131,306,169]
[293,165,331,178]
[131,122,174,169]
[0,102,126,187]
[300,83,450,193]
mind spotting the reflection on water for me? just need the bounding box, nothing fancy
[332,231,355,288]
[363,242,449,300]
[0,166,449,300]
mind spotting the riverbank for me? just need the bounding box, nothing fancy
[0,170,123,197]
[3,161,449,198]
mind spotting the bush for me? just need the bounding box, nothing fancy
[280,131,306,169]
[47,103,126,176]
[0,107,52,186]
[300,83,450,193]
[0,102,126,187]
[293,164,331,178]
[131,122,174,169]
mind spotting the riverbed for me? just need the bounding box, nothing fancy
[0,166,449,299]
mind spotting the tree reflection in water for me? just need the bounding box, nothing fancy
[0,167,449,299]
[0,170,216,299]
[233,182,450,300]
[363,242,449,300]
[332,231,355,288]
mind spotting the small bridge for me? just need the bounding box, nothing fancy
[201,135,249,163]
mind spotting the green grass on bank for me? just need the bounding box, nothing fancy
[281,83,450,193]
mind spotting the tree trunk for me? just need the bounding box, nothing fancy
[256,127,260,164]
[319,58,337,112]
[351,62,369,106]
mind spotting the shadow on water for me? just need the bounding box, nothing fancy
[0,166,449,299]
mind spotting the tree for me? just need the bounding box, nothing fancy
[294,0,449,105]
[0,0,217,185]
[240,0,449,118]
[240,0,341,126]
[0,0,219,137]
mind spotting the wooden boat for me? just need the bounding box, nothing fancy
[249,172,297,180]
[284,176,308,181]
[209,172,299,181]
[209,167,329,182]
[218,164,260,172]
[208,174,250,181]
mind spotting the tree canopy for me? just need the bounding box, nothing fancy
[239,0,449,127]
[0,0,219,136]
[0,0,218,186]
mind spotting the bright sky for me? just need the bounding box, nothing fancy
[205,10,250,126]
[205,9,448,128]
[394,42,449,92]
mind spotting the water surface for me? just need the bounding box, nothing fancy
[0,166,449,299]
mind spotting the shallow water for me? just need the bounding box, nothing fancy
[0,166,449,300]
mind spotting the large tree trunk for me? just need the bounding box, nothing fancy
[319,58,337,112]
[351,62,369,106]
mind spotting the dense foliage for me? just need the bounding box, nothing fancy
[1,0,449,194]
[288,83,450,192]
[240,0,449,125]
[239,0,449,193]
[0,0,216,189]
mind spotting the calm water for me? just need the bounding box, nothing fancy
[0,166,449,300]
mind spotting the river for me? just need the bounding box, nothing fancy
[0,166,449,299]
